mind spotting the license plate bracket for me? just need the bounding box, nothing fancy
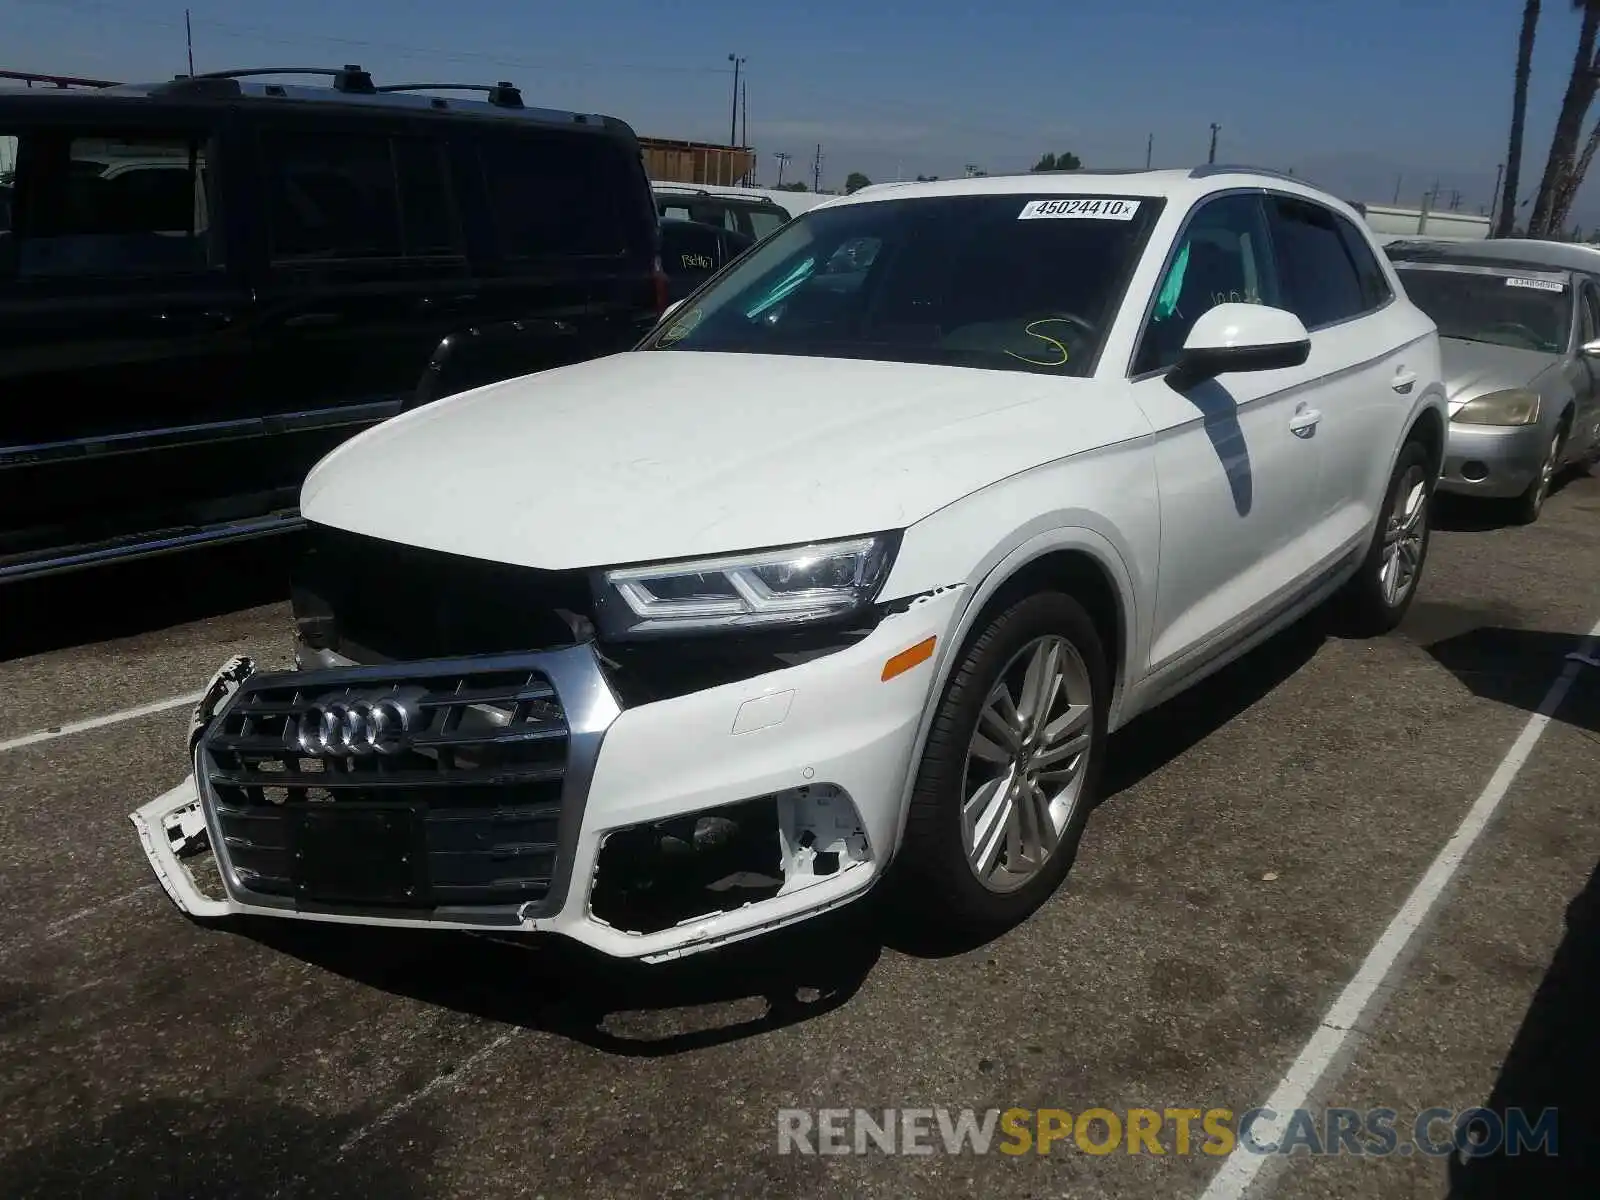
[291,804,424,907]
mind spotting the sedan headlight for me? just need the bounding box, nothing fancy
[1452,389,1542,426]
[594,533,899,639]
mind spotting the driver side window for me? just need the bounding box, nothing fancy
[1134,193,1280,376]
[1580,281,1600,349]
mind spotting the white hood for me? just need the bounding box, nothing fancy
[300,351,1146,570]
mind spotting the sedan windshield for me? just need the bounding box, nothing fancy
[1396,265,1572,354]
[645,193,1165,376]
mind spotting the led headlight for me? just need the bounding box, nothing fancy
[1452,389,1541,426]
[593,533,899,639]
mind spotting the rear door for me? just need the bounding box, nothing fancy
[246,112,476,492]
[466,123,661,366]
[0,106,256,574]
[1264,193,1428,546]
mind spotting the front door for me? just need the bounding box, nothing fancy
[0,113,255,573]
[1126,191,1330,673]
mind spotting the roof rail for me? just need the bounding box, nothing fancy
[375,81,524,108]
[1188,163,1306,185]
[0,68,120,89]
[188,64,377,94]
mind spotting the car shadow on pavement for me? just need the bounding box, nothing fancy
[1422,623,1600,731]
[236,904,884,1058]
[1446,857,1600,1199]
[1098,605,1331,800]
[0,534,301,662]
[0,1095,434,1200]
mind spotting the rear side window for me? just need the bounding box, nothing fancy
[478,130,645,261]
[1266,195,1367,328]
[1,129,219,278]
[264,131,460,262]
[1334,215,1393,311]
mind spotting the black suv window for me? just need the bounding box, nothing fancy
[265,130,460,262]
[1,130,217,278]
[479,130,639,260]
[1266,195,1367,328]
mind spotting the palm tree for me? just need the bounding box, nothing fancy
[1497,0,1542,236]
[1528,0,1600,236]
[1549,115,1600,228]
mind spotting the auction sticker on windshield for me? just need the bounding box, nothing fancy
[1505,276,1566,292]
[1019,198,1141,221]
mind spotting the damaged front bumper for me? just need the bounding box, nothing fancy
[131,587,964,962]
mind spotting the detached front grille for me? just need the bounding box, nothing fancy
[200,661,571,911]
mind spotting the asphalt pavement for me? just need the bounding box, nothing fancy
[2,469,1598,1200]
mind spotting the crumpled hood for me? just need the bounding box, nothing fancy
[300,351,1147,570]
[1440,338,1558,413]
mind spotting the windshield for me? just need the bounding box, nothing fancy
[645,193,1164,376]
[1396,266,1572,354]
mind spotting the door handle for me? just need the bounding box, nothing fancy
[1289,408,1322,438]
[1392,370,1417,394]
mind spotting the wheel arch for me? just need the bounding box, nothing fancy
[884,529,1139,863]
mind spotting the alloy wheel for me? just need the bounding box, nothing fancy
[962,634,1094,893]
[1380,464,1428,607]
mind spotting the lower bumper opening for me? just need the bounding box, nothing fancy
[588,784,874,939]
[590,796,786,935]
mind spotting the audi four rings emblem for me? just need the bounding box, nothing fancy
[296,691,421,756]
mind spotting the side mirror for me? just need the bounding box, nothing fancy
[1172,303,1311,385]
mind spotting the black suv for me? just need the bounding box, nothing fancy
[0,66,665,582]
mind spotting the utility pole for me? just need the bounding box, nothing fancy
[185,8,194,75]
[740,79,749,184]
[812,143,823,193]
[1487,162,1505,230]
[1207,123,1220,165]
[1392,173,1402,204]
[1145,133,1153,169]
[774,151,790,187]
[726,54,744,148]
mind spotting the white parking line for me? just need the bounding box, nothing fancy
[0,690,204,754]
[338,1028,523,1154]
[1199,616,1600,1200]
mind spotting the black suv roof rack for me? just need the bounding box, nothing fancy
[185,64,377,93]
[375,81,524,108]
[0,69,119,89]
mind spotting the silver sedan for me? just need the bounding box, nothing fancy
[1390,250,1600,523]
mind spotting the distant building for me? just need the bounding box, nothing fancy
[639,137,754,187]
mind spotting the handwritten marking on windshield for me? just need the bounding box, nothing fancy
[1004,318,1074,368]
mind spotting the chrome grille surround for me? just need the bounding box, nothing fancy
[194,644,620,924]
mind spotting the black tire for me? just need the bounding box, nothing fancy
[1510,418,1568,526]
[893,590,1109,935]
[1335,438,1434,637]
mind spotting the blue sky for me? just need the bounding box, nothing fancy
[9,0,1600,223]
